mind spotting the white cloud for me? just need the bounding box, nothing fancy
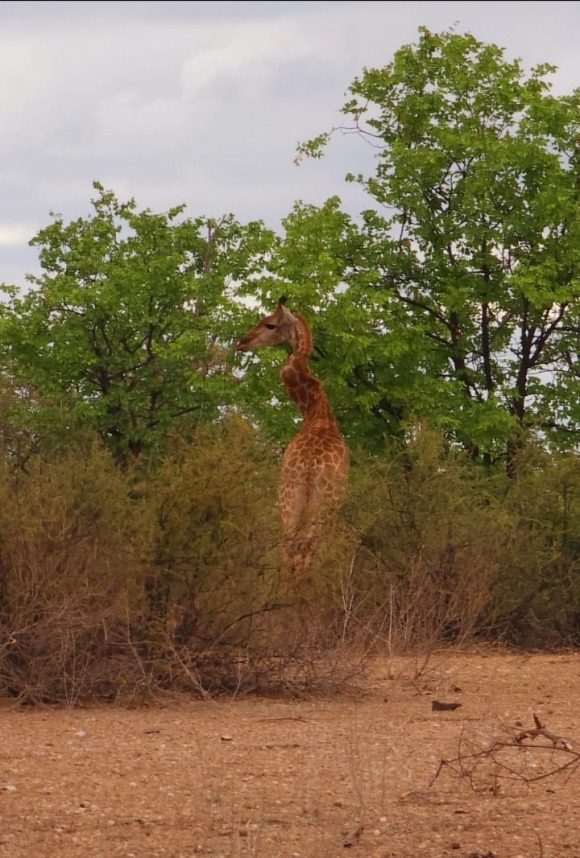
[0,224,37,246]
[180,18,334,100]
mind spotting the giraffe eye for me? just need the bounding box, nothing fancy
[264,323,277,330]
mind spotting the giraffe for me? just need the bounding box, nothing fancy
[237,297,349,573]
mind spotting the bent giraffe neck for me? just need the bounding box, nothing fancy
[290,312,313,359]
[280,313,339,429]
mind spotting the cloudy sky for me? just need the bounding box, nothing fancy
[1,0,579,288]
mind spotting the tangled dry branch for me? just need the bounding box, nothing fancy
[430,714,579,794]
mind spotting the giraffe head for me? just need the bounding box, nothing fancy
[236,297,308,354]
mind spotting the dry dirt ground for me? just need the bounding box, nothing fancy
[2,650,580,858]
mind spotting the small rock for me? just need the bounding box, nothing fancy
[432,700,462,712]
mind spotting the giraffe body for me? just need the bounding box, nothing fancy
[237,299,349,573]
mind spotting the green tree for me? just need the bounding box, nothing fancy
[297,27,580,467]
[0,183,275,467]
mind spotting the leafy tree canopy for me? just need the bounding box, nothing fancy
[0,182,276,466]
[295,27,580,467]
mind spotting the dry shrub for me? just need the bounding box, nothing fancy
[237,524,376,695]
[0,443,145,704]
[0,414,372,702]
[4,413,580,705]
[0,416,285,702]
[341,429,509,653]
[338,433,580,651]
[134,416,284,694]
[485,446,580,645]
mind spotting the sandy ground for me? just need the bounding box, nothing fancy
[1,650,580,858]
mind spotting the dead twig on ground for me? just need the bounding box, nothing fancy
[430,714,579,793]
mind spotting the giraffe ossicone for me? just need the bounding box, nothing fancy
[237,297,349,573]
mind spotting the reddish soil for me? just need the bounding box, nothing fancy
[1,650,580,858]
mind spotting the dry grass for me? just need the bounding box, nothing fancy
[1,650,580,857]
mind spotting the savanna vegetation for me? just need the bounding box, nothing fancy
[2,27,580,703]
